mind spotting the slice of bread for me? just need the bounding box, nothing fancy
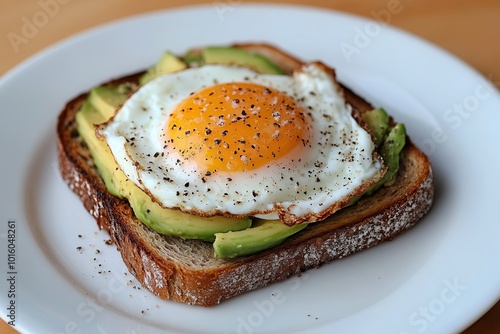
[56,44,434,307]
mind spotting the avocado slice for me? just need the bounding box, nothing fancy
[364,123,406,196]
[130,190,251,241]
[378,123,406,186]
[347,108,406,202]
[76,100,123,198]
[139,51,187,85]
[214,220,308,258]
[140,46,284,84]
[202,46,284,74]
[183,48,204,66]
[87,86,129,120]
[362,108,390,147]
[76,85,252,241]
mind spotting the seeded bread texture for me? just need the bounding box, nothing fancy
[57,44,434,306]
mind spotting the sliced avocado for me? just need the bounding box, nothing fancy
[379,123,406,185]
[214,220,308,258]
[88,86,129,120]
[202,46,284,74]
[76,100,123,197]
[362,108,390,147]
[139,51,187,85]
[183,48,204,66]
[347,109,406,203]
[364,123,406,196]
[131,191,251,241]
[76,85,252,241]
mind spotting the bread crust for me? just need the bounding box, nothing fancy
[57,45,434,306]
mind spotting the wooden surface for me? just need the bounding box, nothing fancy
[1,0,498,333]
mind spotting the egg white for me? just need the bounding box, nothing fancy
[100,63,385,225]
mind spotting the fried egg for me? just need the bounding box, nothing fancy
[100,62,385,225]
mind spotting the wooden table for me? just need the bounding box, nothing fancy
[1,0,498,333]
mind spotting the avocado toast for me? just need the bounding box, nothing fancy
[57,43,434,306]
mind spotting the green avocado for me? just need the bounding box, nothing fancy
[362,108,390,147]
[139,51,187,85]
[76,85,252,242]
[130,192,251,241]
[347,108,406,202]
[201,46,284,74]
[88,85,129,120]
[378,123,406,186]
[76,100,123,198]
[182,48,204,66]
[364,121,406,196]
[214,220,308,258]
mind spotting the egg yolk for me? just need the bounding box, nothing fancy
[165,82,311,174]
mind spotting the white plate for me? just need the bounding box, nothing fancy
[1,4,499,334]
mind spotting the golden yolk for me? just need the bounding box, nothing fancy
[165,82,311,174]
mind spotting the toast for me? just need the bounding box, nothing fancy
[57,44,434,306]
